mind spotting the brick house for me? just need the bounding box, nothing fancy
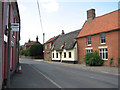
[76,9,120,66]
[52,30,80,63]
[0,1,20,88]
[24,36,41,50]
[44,35,59,61]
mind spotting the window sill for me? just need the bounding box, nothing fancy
[100,43,106,45]
[103,59,108,60]
[87,44,91,46]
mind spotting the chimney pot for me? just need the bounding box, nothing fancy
[62,30,65,35]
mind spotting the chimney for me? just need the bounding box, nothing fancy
[36,36,38,42]
[62,30,65,35]
[87,9,96,22]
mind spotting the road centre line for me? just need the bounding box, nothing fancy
[28,64,62,88]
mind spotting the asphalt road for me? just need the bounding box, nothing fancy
[16,59,118,88]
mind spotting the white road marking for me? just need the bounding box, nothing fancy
[28,64,62,88]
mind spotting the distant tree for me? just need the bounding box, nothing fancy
[20,49,30,56]
[29,44,43,58]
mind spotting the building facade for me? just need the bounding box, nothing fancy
[24,36,41,50]
[0,1,3,89]
[76,9,120,66]
[44,36,59,61]
[52,30,80,63]
[0,1,20,88]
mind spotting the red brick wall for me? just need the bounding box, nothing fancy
[44,43,52,61]
[77,31,119,66]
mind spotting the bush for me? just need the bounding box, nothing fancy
[29,44,43,57]
[118,57,120,64]
[84,51,104,66]
[110,57,113,66]
[20,49,30,56]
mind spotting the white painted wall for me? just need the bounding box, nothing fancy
[52,43,78,61]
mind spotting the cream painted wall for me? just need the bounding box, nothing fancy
[52,43,78,61]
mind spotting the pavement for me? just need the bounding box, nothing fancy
[10,63,58,88]
[40,59,119,75]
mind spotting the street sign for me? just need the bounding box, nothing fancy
[11,23,19,32]
[4,34,8,43]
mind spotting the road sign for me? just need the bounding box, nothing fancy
[11,23,19,32]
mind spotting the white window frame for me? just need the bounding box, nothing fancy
[68,52,72,58]
[87,36,91,46]
[56,53,58,58]
[99,48,108,60]
[53,53,54,58]
[100,33,106,44]
[86,49,93,53]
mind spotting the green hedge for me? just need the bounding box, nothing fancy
[20,49,30,56]
[84,51,104,66]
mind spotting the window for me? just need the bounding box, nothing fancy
[49,43,51,49]
[87,36,91,46]
[45,45,47,50]
[100,33,106,44]
[53,53,54,58]
[64,52,66,58]
[69,52,71,58]
[99,48,108,60]
[86,49,93,53]
[56,53,58,58]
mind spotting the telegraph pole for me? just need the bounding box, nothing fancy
[6,3,11,88]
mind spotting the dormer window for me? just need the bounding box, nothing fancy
[87,36,91,46]
[100,33,106,44]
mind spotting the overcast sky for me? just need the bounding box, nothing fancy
[17,0,119,45]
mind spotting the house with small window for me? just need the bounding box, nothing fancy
[52,30,80,64]
[44,35,59,61]
[76,9,120,66]
[24,36,41,50]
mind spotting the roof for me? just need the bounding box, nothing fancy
[53,30,80,50]
[76,9,119,38]
[45,35,59,44]
[25,41,40,46]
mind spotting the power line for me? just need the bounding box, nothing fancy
[37,0,43,33]
[37,0,45,44]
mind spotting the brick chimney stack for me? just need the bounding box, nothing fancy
[87,9,96,22]
[62,30,65,35]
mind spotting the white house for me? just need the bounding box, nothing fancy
[52,30,80,64]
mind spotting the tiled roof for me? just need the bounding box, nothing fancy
[25,42,40,46]
[45,36,59,44]
[76,9,119,38]
[54,30,80,50]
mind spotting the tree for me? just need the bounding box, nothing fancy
[29,44,43,58]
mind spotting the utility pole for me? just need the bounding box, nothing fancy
[43,33,45,44]
[6,3,11,88]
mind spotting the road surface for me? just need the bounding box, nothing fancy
[11,58,118,88]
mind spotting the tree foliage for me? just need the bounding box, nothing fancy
[29,44,43,57]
